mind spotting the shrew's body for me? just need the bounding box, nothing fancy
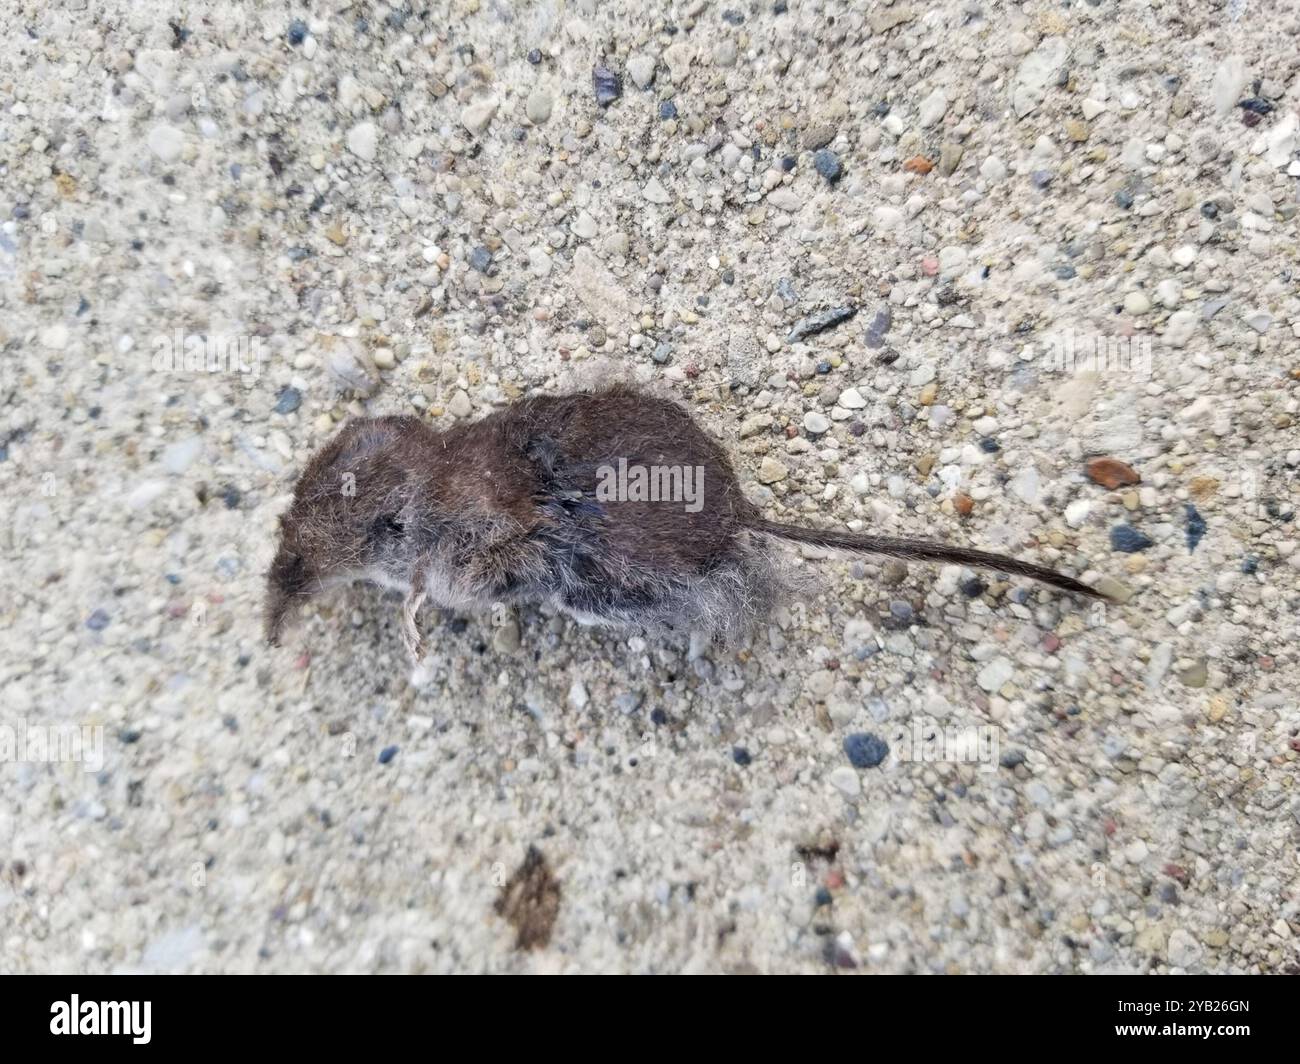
[266,386,1100,660]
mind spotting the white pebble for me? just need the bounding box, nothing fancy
[918,88,949,128]
[1065,499,1091,528]
[643,178,671,204]
[977,657,1015,693]
[979,156,1007,183]
[147,123,185,162]
[803,411,831,435]
[829,766,861,797]
[346,121,377,161]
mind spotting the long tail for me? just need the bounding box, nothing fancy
[752,519,1105,599]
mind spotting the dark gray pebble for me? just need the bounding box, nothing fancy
[812,148,842,184]
[889,600,914,623]
[1110,524,1153,553]
[1184,503,1206,552]
[864,305,891,348]
[273,386,301,415]
[843,732,889,769]
[787,304,857,343]
[593,65,622,106]
[1238,97,1274,115]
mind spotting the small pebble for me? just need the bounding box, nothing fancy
[812,149,842,184]
[864,305,891,348]
[843,732,889,769]
[1184,504,1206,552]
[787,304,857,343]
[593,65,623,107]
[273,386,302,415]
[1110,524,1153,553]
[1086,456,1140,489]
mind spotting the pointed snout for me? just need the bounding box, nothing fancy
[265,547,312,647]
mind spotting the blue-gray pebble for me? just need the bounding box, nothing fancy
[843,732,889,769]
[1110,524,1153,553]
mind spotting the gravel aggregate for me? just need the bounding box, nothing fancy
[1,0,1298,975]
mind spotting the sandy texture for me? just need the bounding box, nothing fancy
[1,1,1298,974]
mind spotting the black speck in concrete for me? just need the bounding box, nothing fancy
[1184,503,1206,553]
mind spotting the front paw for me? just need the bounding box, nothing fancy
[400,592,427,664]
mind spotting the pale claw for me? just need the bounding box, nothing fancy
[400,590,427,664]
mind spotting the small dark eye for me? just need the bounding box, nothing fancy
[370,514,405,540]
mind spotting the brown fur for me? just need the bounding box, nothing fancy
[266,385,1103,658]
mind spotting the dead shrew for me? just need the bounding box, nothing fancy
[266,384,1105,661]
